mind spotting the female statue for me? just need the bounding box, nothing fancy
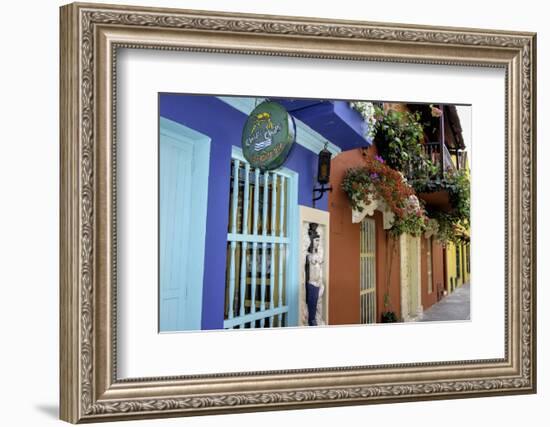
[305,223,325,326]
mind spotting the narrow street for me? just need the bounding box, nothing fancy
[420,283,470,322]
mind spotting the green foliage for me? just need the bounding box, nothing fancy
[341,167,374,212]
[415,169,470,244]
[389,212,427,238]
[372,107,435,180]
[349,101,377,141]
[429,211,469,245]
[447,169,470,223]
[347,105,470,244]
[381,311,398,323]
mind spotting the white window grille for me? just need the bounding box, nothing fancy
[360,217,377,324]
[224,155,291,329]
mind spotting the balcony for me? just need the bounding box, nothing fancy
[405,106,468,213]
[423,141,454,175]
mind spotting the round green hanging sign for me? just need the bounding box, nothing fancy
[242,101,295,170]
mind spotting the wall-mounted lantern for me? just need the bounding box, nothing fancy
[312,143,333,207]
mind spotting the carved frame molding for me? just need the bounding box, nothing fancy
[60,2,536,423]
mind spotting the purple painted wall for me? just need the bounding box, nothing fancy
[278,100,368,150]
[159,94,327,329]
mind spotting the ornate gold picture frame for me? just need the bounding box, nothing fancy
[60,2,536,423]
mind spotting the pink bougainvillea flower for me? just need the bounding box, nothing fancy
[430,106,443,117]
[374,155,385,163]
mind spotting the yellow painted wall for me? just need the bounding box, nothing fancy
[445,156,471,292]
[445,241,470,292]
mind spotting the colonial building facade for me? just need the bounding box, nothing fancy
[158,94,470,332]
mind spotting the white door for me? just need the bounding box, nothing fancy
[159,117,210,332]
[159,133,193,331]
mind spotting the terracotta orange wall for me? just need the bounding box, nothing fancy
[328,148,364,325]
[328,147,402,324]
[374,211,401,322]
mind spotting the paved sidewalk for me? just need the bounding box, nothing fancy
[420,283,470,322]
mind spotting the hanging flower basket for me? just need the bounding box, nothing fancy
[342,155,427,236]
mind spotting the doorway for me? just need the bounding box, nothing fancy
[159,117,211,332]
[400,234,423,321]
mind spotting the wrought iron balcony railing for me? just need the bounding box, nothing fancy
[423,141,456,176]
[403,141,467,183]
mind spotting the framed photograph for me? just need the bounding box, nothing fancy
[60,2,536,423]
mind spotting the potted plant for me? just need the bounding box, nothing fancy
[380,293,398,323]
